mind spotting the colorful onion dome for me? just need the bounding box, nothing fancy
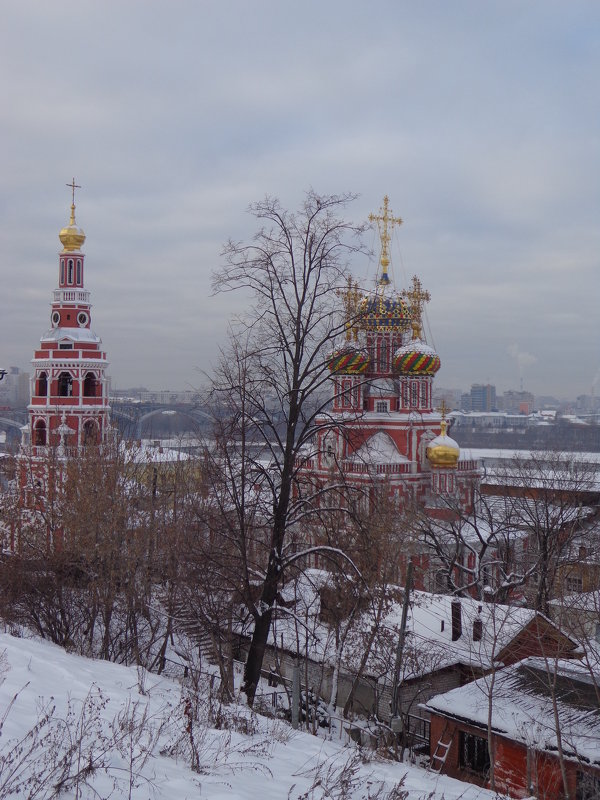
[59,204,86,252]
[426,419,460,468]
[394,339,441,374]
[327,348,370,374]
[358,292,410,332]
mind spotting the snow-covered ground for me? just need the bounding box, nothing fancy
[0,631,506,799]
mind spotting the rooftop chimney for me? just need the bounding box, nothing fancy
[451,599,462,641]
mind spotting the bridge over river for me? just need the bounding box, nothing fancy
[0,402,214,447]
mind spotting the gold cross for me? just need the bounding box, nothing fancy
[368,195,402,284]
[437,400,449,436]
[66,177,82,205]
[337,276,361,341]
[402,275,430,338]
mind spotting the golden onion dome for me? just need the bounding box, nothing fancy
[426,419,460,469]
[59,203,86,252]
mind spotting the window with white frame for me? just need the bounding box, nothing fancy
[411,381,418,407]
[342,379,352,408]
[380,338,388,371]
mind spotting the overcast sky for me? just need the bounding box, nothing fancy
[1,1,598,399]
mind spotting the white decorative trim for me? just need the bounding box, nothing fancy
[31,359,109,369]
[53,289,90,303]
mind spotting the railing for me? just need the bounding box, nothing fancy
[342,460,413,475]
[30,396,107,406]
[53,289,90,303]
[405,713,430,746]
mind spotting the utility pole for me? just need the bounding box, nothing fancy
[391,561,413,730]
[291,660,300,730]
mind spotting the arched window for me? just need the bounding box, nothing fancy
[411,381,419,408]
[37,372,48,397]
[402,380,409,409]
[67,259,74,284]
[83,372,97,397]
[380,338,388,371]
[341,378,352,409]
[76,260,82,284]
[57,372,73,397]
[83,420,98,445]
[33,420,47,446]
[60,261,65,284]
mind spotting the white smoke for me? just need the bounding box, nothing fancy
[507,343,537,375]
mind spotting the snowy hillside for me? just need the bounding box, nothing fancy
[0,632,505,799]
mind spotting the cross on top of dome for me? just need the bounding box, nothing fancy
[402,275,431,339]
[66,177,81,205]
[59,178,86,252]
[368,195,402,286]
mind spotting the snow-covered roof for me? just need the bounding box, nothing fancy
[463,448,600,466]
[400,591,541,677]
[40,326,102,344]
[348,431,409,465]
[263,573,563,683]
[550,589,600,613]
[424,657,600,766]
[121,440,192,463]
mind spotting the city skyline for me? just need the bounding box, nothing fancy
[1,2,598,398]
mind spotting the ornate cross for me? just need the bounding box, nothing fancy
[368,195,402,284]
[437,400,449,436]
[66,177,81,205]
[402,275,430,338]
[337,276,362,341]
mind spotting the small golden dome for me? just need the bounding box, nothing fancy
[426,419,460,468]
[59,203,86,252]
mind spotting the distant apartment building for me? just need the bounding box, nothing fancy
[432,387,462,411]
[461,383,496,412]
[0,367,29,407]
[501,389,535,414]
[576,394,600,414]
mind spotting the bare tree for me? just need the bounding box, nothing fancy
[210,192,367,705]
[415,451,598,610]
[0,438,191,668]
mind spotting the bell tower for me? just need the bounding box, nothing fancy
[24,180,110,453]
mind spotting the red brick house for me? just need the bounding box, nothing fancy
[423,657,600,799]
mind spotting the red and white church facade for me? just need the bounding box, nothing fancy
[12,185,111,544]
[24,189,110,451]
[298,197,479,586]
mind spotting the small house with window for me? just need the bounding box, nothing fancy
[423,657,600,800]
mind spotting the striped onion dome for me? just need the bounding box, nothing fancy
[393,338,441,375]
[327,348,370,374]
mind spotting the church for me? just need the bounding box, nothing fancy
[297,197,479,585]
[11,182,111,549]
